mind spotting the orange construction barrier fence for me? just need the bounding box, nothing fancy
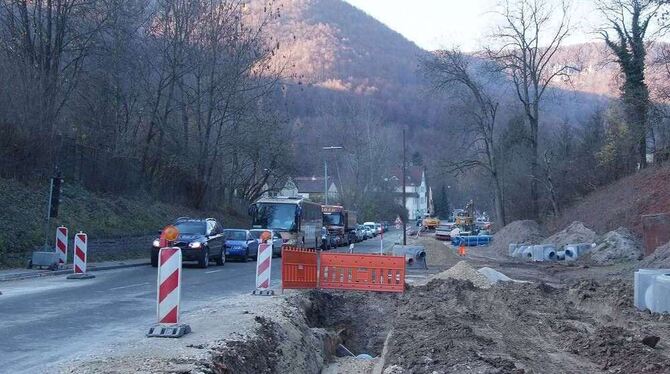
[319,252,405,293]
[281,246,318,290]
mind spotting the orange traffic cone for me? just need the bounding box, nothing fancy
[458,244,466,256]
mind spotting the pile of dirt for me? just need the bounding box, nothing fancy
[542,221,597,248]
[640,241,670,269]
[590,227,644,264]
[490,220,545,255]
[431,261,492,289]
[384,278,670,373]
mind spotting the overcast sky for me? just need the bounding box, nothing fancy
[344,0,604,51]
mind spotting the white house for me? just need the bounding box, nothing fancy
[280,176,339,203]
[389,167,429,221]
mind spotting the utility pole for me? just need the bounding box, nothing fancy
[402,129,407,246]
[324,159,328,205]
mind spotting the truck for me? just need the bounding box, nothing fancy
[248,196,323,250]
[344,210,358,244]
[322,205,348,247]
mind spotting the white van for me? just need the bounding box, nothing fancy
[363,222,377,237]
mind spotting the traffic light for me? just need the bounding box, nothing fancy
[49,177,63,218]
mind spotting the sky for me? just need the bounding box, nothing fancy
[344,0,603,51]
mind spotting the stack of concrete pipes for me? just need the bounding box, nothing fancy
[634,269,670,313]
[508,243,593,262]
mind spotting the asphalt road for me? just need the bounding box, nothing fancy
[0,231,401,373]
[0,256,282,373]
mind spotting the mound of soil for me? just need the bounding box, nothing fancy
[591,227,644,264]
[490,220,545,255]
[543,221,597,249]
[431,261,492,289]
[639,241,670,268]
[385,278,670,373]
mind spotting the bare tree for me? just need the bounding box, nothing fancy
[598,0,668,169]
[423,49,507,227]
[486,0,572,219]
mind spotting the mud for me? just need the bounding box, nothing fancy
[384,278,670,374]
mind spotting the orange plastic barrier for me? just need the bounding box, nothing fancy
[319,252,405,293]
[281,246,318,290]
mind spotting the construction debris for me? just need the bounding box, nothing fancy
[490,220,544,255]
[640,240,670,268]
[542,221,597,249]
[590,227,643,264]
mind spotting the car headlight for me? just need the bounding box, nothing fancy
[189,242,202,249]
[152,239,160,248]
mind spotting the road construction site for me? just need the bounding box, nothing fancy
[14,220,663,374]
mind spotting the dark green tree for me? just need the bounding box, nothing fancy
[434,185,451,219]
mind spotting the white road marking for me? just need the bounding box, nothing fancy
[205,270,222,274]
[109,282,148,291]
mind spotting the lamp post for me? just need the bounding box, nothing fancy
[322,146,344,204]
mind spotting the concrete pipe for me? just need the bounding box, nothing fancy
[508,244,519,257]
[649,274,670,313]
[635,269,670,310]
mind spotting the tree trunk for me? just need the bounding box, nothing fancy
[529,115,540,219]
[493,173,506,228]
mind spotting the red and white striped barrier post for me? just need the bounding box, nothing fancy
[253,231,274,296]
[56,226,68,266]
[147,247,191,337]
[67,232,95,279]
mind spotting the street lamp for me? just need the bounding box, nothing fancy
[322,146,344,205]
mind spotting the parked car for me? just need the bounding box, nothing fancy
[249,229,284,257]
[355,225,366,242]
[151,217,225,268]
[363,222,377,237]
[435,224,453,241]
[374,223,382,235]
[223,229,256,261]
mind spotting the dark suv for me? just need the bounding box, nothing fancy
[151,217,226,268]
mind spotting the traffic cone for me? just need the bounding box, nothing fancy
[458,244,466,256]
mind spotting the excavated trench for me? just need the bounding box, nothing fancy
[203,291,399,374]
[303,290,399,358]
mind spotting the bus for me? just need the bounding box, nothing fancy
[249,196,323,249]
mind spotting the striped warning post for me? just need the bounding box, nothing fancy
[67,232,94,279]
[74,233,87,274]
[147,247,191,337]
[56,226,68,265]
[157,247,182,324]
[253,235,273,295]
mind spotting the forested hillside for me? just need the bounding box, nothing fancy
[2,0,670,231]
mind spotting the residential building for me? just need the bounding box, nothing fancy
[389,166,429,221]
[280,176,339,203]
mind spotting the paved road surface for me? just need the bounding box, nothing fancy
[0,257,281,373]
[0,231,401,373]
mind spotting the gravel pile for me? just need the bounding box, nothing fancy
[432,261,492,288]
[490,220,544,255]
[591,227,643,264]
[542,221,597,249]
[639,241,670,268]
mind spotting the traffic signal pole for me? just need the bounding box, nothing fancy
[43,177,55,248]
